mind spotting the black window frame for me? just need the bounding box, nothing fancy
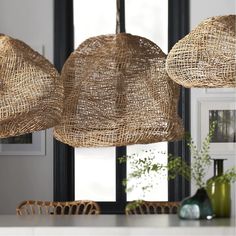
[53,0,190,213]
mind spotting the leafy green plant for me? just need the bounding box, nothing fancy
[185,121,216,188]
[119,150,190,198]
[119,121,236,198]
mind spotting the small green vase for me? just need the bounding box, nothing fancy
[178,188,213,220]
[206,159,231,218]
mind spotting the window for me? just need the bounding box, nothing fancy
[73,0,168,204]
[54,0,190,213]
[75,147,116,201]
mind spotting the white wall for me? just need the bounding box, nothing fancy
[0,0,54,214]
[190,0,236,216]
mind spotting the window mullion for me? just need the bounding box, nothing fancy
[116,146,127,213]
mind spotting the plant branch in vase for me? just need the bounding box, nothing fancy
[119,122,236,219]
[119,149,188,212]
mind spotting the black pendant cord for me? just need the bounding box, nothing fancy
[115,0,127,212]
[116,0,126,33]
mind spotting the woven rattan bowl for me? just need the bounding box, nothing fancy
[0,34,63,138]
[166,15,236,88]
[54,33,184,147]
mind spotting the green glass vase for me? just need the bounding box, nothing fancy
[178,188,213,220]
[206,159,231,218]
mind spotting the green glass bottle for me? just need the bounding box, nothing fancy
[206,159,231,218]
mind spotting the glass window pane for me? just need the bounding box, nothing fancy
[126,0,168,53]
[73,0,116,48]
[75,147,116,201]
[73,0,168,202]
[126,0,168,201]
[73,0,116,202]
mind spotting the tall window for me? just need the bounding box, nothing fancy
[54,0,190,212]
[73,0,168,203]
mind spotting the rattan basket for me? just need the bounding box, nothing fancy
[54,33,184,147]
[0,34,63,138]
[166,15,236,88]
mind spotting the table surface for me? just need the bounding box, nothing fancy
[0,214,235,236]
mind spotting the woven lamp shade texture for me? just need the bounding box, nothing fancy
[166,15,236,88]
[54,33,184,147]
[0,34,63,138]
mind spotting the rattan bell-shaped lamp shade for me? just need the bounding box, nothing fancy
[0,34,63,138]
[54,33,184,147]
[166,15,236,88]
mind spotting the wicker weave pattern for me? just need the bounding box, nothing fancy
[125,201,180,215]
[54,33,184,147]
[16,200,100,215]
[166,15,236,88]
[0,34,63,138]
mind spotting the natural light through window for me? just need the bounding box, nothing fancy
[73,0,116,48]
[74,0,168,202]
[75,147,116,201]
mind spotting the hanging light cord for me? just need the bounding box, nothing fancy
[116,0,126,34]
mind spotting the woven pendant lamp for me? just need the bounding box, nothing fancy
[166,15,236,88]
[0,34,63,138]
[53,33,184,147]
